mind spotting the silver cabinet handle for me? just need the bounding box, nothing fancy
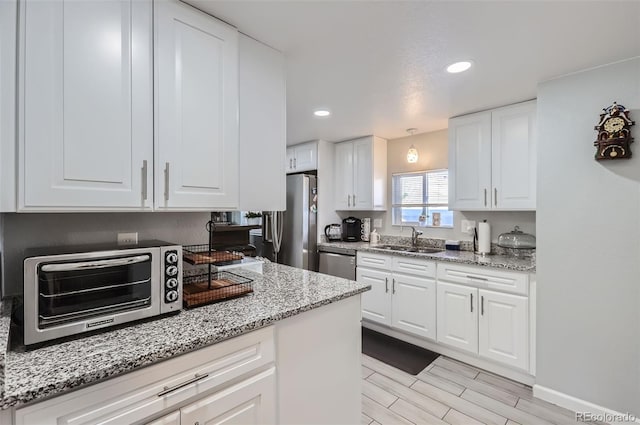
[294,157,297,169]
[392,278,396,294]
[141,160,148,201]
[484,189,487,207]
[353,194,356,205]
[494,188,497,207]
[289,158,292,169]
[164,162,170,201]
[41,255,150,272]
[466,275,488,281]
[385,277,388,293]
[470,293,473,313]
[348,195,351,207]
[157,373,209,397]
[481,295,485,316]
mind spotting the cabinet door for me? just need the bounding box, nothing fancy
[448,112,492,210]
[155,0,238,210]
[352,137,373,209]
[238,34,286,211]
[180,368,276,425]
[491,101,537,210]
[20,0,153,211]
[479,289,528,370]
[437,282,478,353]
[391,273,436,340]
[0,0,17,211]
[357,267,392,325]
[286,147,296,173]
[293,142,317,172]
[334,141,353,210]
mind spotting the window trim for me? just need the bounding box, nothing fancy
[391,168,453,228]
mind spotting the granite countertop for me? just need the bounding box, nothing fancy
[0,263,370,410]
[317,241,536,272]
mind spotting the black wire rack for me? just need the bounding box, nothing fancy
[182,271,253,308]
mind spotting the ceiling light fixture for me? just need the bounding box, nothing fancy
[406,128,419,163]
[446,61,472,73]
[313,109,331,117]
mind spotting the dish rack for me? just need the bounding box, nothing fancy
[181,213,255,308]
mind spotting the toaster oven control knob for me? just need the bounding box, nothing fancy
[165,290,179,303]
[166,278,178,289]
[166,265,179,276]
[165,252,179,264]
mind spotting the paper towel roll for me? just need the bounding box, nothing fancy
[478,222,491,254]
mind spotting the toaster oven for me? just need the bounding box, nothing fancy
[23,240,182,346]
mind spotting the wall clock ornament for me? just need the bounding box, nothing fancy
[594,102,635,160]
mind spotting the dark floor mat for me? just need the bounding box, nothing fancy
[362,327,439,375]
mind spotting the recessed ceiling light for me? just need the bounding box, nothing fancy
[313,109,331,117]
[446,61,472,73]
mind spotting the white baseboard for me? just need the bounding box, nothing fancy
[533,385,640,424]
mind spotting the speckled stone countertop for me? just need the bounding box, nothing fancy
[317,241,536,272]
[0,263,369,410]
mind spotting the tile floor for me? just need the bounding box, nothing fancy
[361,354,605,425]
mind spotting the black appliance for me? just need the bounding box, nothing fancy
[342,217,362,242]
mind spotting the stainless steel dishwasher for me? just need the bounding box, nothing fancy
[318,251,356,280]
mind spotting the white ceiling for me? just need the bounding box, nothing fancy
[188,1,640,145]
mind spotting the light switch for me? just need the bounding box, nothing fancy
[461,220,476,235]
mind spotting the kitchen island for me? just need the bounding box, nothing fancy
[0,263,369,424]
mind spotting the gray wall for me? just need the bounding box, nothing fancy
[536,57,640,414]
[1,212,212,297]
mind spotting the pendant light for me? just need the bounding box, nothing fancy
[406,128,418,163]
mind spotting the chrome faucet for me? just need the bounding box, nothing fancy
[411,227,423,247]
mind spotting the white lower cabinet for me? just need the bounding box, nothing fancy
[478,289,529,370]
[357,267,392,326]
[437,273,529,371]
[357,253,436,339]
[436,282,478,354]
[391,273,436,340]
[180,368,276,425]
[146,411,180,425]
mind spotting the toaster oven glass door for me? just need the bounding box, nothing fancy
[37,254,153,328]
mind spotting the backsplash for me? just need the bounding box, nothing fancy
[0,212,213,298]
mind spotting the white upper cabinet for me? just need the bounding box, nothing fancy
[491,102,537,209]
[155,0,239,210]
[0,0,17,212]
[286,141,317,173]
[449,100,537,211]
[334,136,387,211]
[19,0,153,211]
[448,112,492,210]
[238,34,286,211]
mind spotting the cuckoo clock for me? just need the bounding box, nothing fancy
[594,102,635,160]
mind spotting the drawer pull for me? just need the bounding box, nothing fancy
[466,275,488,281]
[158,373,209,397]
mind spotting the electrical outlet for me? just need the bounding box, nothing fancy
[373,218,383,228]
[461,220,476,235]
[117,232,138,245]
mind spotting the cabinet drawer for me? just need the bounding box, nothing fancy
[15,327,275,425]
[392,256,436,278]
[437,263,528,296]
[357,252,392,270]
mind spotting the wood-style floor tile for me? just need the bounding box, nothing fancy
[362,365,375,379]
[430,365,519,406]
[362,395,414,425]
[416,370,466,396]
[433,356,481,379]
[362,378,398,407]
[389,398,449,425]
[362,355,417,387]
[368,372,450,418]
[443,408,485,425]
[461,389,555,425]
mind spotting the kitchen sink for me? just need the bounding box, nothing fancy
[375,245,443,254]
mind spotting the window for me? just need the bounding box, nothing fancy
[391,169,454,227]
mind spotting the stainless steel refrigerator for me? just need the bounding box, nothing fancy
[263,174,318,271]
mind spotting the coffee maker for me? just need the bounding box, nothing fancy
[341,217,362,242]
